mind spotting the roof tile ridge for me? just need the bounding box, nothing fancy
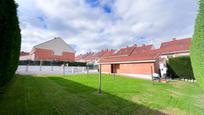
[129,46,137,56]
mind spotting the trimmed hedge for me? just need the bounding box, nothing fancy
[167,56,195,80]
[19,60,87,67]
[191,0,204,89]
[0,0,21,86]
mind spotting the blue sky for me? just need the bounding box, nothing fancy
[15,0,198,54]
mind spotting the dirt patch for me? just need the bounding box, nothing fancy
[160,108,188,115]
[196,94,204,108]
[132,96,141,103]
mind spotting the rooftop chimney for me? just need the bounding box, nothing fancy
[133,44,137,47]
[55,37,60,39]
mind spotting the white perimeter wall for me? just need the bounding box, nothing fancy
[16,65,98,75]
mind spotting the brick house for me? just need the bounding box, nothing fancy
[20,37,75,62]
[98,38,191,79]
[75,49,115,64]
[159,38,191,58]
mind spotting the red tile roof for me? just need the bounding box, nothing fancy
[92,50,107,58]
[99,49,160,63]
[20,51,29,56]
[130,44,153,56]
[113,46,136,56]
[77,38,191,64]
[160,38,191,54]
[75,54,84,60]
[75,52,93,61]
[84,52,95,61]
[99,38,191,63]
[75,49,116,62]
[102,49,116,57]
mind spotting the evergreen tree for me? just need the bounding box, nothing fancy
[191,0,204,90]
[0,0,21,85]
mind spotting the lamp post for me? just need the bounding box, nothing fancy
[151,66,153,84]
[51,60,53,71]
[86,63,89,76]
[26,60,29,72]
[40,60,42,71]
[99,64,102,94]
[66,63,69,75]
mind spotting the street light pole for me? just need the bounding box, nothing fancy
[40,60,42,71]
[99,64,102,94]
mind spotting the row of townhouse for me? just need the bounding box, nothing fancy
[76,38,191,79]
[75,49,115,64]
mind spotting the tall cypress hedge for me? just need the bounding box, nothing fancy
[0,0,21,86]
[167,56,195,80]
[191,0,204,90]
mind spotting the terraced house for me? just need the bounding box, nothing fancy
[76,38,191,79]
[20,37,75,62]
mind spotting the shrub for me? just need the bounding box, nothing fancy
[167,63,178,79]
[191,0,204,89]
[0,0,21,86]
[167,56,195,80]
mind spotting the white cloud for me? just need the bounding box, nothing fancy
[15,0,198,54]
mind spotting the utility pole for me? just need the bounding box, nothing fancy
[86,64,89,76]
[151,66,154,84]
[63,63,65,76]
[99,64,102,94]
[40,60,42,71]
[26,60,29,72]
[51,61,53,71]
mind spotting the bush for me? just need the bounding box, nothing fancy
[167,63,178,79]
[191,0,204,90]
[0,0,21,86]
[167,56,195,80]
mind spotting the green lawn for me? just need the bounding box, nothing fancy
[0,74,203,115]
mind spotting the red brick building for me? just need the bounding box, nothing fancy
[99,45,159,79]
[75,49,115,64]
[20,37,75,62]
[75,38,191,79]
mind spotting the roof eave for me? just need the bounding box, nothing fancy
[99,59,156,64]
[161,50,190,55]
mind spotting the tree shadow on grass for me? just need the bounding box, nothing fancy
[47,77,166,115]
[0,75,166,115]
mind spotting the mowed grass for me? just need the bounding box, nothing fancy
[0,74,204,115]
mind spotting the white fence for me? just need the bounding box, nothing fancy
[16,65,98,75]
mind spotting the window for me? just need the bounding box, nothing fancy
[167,55,173,59]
